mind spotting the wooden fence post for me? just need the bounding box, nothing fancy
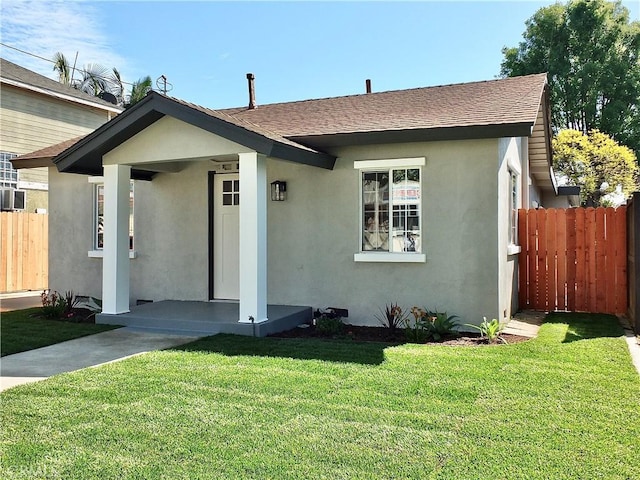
[628,193,640,333]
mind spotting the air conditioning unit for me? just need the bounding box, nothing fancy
[0,188,26,211]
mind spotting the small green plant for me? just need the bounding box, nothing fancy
[316,315,344,335]
[404,307,429,343]
[375,302,406,333]
[63,290,81,318]
[424,311,458,341]
[465,317,508,344]
[40,290,67,319]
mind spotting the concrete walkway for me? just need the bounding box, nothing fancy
[0,291,42,312]
[1,328,201,391]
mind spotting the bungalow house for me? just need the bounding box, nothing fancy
[0,57,122,212]
[13,73,574,333]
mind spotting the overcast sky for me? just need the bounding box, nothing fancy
[1,0,638,108]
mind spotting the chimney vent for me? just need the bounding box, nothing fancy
[365,79,372,94]
[246,73,256,109]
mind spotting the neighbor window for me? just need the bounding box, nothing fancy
[354,158,425,263]
[0,152,18,188]
[94,181,135,250]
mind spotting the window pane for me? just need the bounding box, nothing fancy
[223,194,232,206]
[391,168,421,253]
[233,193,240,205]
[97,185,104,249]
[362,172,390,251]
[223,180,232,192]
[95,182,134,250]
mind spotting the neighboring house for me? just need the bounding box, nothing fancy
[0,58,122,212]
[13,72,575,327]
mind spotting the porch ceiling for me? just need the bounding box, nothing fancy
[53,92,336,178]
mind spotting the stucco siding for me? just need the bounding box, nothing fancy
[48,168,102,297]
[498,137,523,320]
[129,162,210,302]
[50,138,508,327]
[267,139,500,326]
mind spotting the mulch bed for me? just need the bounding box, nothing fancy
[34,308,99,324]
[269,324,531,346]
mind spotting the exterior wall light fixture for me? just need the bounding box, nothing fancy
[271,180,287,201]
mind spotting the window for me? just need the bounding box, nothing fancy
[509,169,518,246]
[354,158,425,263]
[0,152,18,188]
[222,179,240,205]
[93,181,135,250]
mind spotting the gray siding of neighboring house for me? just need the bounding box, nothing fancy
[1,84,113,211]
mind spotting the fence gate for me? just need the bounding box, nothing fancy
[518,207,627,315]
[0,212,48,293]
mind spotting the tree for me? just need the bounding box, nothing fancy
[501,0,640,157]
[553,129,638,206]
[51,52,151,107]
[126,75,152,108]
[52,52,71,85]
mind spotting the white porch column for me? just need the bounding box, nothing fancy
[238,152,268,323]
[102,164,131,314]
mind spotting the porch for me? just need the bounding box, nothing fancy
[96,301,312,337]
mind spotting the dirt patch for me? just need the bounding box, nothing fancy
[269,324,531,346]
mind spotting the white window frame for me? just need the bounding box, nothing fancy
[354,158,426,263]
[507,159,521,256]
[0,152,19,189]
[88,176,137,258]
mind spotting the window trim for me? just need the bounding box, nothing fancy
[0,152,19,189]
[88,176,137,258]
[507,163,520,255]
[354,157,426,263]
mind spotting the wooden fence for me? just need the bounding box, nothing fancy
[0,212,48,293]
[627,193,639,332]
[518,207,627,315]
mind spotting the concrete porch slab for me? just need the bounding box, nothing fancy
[97,301,312,337]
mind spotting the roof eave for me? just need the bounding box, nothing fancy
[291,122,535,149]
[54,92,336,174]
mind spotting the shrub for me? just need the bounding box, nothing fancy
[424,311,458,341]
[375,303,406,333]
[40,290,67,319]
[465,317,508,344]
[404,307,429,343]
[63,291,81,317]
[316,315,344,335]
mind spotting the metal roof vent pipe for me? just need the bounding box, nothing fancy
[366,79,372,94]
[246,73,256,109]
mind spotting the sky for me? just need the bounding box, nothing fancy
[1,0,639,109]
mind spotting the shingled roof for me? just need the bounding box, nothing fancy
[0,58,122,112]
[221,73,549,146]
[13,73,550,175]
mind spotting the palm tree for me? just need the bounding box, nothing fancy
[52,52,71,85]
[51,52,152,108]
[126,76,152,108]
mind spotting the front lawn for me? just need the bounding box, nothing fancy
[1,312,638,479]
[1,308,119,357]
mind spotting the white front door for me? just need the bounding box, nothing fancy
[213,174,240,300]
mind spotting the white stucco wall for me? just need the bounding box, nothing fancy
[50,133,523,327]
[497,137,523,320]
[48,168,102,297]
[48,162,211,303]
[267,139,501,326]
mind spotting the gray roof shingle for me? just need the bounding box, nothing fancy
[0,57,122,110]
[221,73,548,138]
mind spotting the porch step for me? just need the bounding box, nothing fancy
[97,301,312,337]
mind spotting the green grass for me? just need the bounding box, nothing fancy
[1,308,119,357]
[1,312,639,479]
